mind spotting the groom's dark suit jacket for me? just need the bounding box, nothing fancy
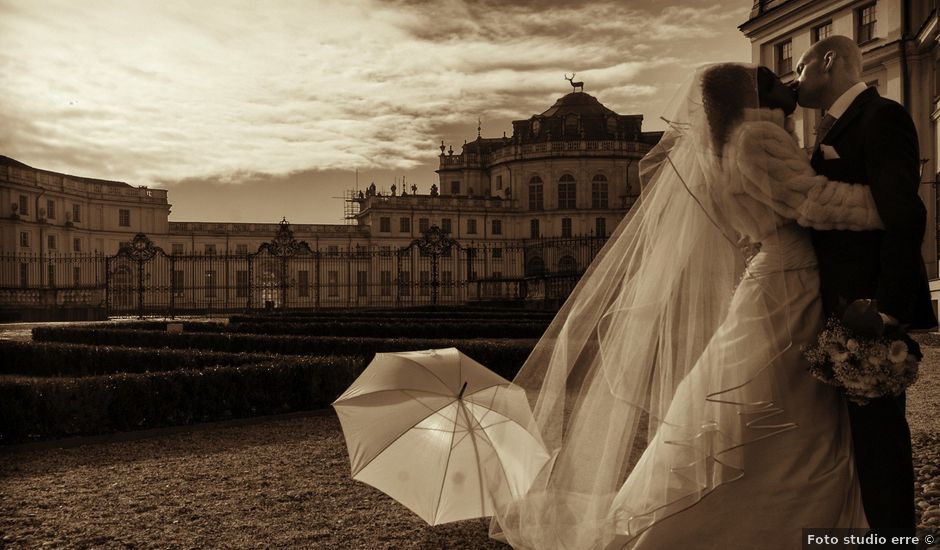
[810,86,937,329]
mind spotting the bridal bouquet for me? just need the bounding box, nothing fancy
[803,299,921,405]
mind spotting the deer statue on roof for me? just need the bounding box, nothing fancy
[565,73,583,92]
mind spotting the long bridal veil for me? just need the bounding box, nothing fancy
[487,64,797,550]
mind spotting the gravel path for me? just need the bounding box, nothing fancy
[1,345,938,548]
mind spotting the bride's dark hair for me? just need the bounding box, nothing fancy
[701,64,758,156]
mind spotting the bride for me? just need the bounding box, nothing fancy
[486,64,878,549]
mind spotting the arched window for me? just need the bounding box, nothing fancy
[528,176,544,210]
[565,114,579,136]
[558,174,577,209]
[592,174,609,209]
[558,255,578,274]
[526,256,545,277]
[606,116,618,135]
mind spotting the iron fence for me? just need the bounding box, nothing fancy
[0,221,609,317]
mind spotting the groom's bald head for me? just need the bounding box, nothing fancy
[794,35,864,109]
[809,36,863,77]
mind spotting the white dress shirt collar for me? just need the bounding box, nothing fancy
[827,81,868,119]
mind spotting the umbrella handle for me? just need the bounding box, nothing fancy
[458,381,467,399]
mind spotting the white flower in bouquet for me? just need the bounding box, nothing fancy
[888,340,908,364]
[846,339,859,352]
[831,351,850,363]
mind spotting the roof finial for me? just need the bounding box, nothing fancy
[477,117,482,138]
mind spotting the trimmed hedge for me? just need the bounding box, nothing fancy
[0,340,276,377]
[108,319,549,339]
[227,321,548,339]
[0,355,362,444]
[228,310,558,323]
[32,327,534,380]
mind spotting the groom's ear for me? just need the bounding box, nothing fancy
[822,51,836,72]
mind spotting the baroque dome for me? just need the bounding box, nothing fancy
[539,92,617,118]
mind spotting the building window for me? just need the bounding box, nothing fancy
[379,217,391,233]
[491,219,502,235]
[204,244,216,255]
[235,270,248,298]
[441,218,452,234]
[451,181,461,194]
[72,204,82,223]
[399,217,411,233]
[20,232,29,248]
[812,20,832,43]
[47,235,57,250]
[530,219,540,239]
[73,238,81,252]
[235,244,249,255]
[357,271,368,297]
[606,116,618,134]
[857,3,876,44]
[496,175,503,190]
[399,271,411,296]
[561,217,572,238]
[558,255,578,274]
[380,270,392,296]
[419,217,429,233]
[119,209,131,227]
[205,270,217,298]
[173,270,185,297]
[19,263,29,288]
[298,270,310,298]
[18,195,29,216]
[46,199,55,219]
[592,175,609,208]
[73,267,81,288]
[171,243,185,255]
[467,219,477,234]
[595,217,607,237]
[558,174,577,209]
[419,271,430,296]
[776,39,792,75]
[565,114,579,136]
[328,270,339,297]
[526,256,545,277]
[442,270,453,296]
[528,176,544,210]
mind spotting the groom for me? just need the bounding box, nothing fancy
[792,35,938,534]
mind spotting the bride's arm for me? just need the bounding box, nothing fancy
[734,121,883,230]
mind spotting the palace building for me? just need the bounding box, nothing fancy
[0,88,661,317]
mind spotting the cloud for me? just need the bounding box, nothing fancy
[0,0,750,217]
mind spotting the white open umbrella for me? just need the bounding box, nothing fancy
[332,347,551,526]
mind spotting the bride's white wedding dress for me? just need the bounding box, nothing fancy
[487,65,873,550]
[608,106,877,549]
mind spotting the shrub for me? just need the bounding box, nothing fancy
[31,327,533,379]
[0,355,363,444]
[220,320,548,339]
[0,340,275,377]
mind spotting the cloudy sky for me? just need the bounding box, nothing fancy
[1,0,752,224]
